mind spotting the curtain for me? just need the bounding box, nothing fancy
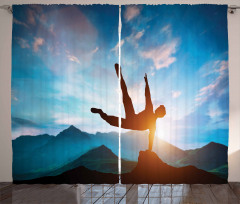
[12,5,119,184]
[120,5,229,184]
[11,4,229,184]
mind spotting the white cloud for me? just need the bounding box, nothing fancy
[33,37,44,52]
[27,9,36,25]
[218,60,228,73]
[67,54,80,64]
[161,24,171,34]
[15,37,30,49]
[53,112,92,126]
[40,13,47,23]
[12,127,43,140]
[91,46,99,55]
[141,40,178,70]
[49,24,56,36]
[195,60,228,106]
[124,6,141,22]
[65,47,98,65]
[12,96,18,101]
[200,60,228,77]
[134,30,144,40]
[11,93,18,101]
[208,109,222,118]
[172,90,181,98]
[111,39,124,53]
[11,90,19,102]
[55,116,83,125]
[126,30,145,48]
[13,18,29,29]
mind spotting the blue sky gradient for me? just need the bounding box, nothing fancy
[121,5,228,149]
[12,5,229,150]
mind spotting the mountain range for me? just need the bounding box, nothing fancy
[12,125,228,181]
[173,142,228,170]
[14,166,118,184]
[46,145,137,177]
[15,150,226,184]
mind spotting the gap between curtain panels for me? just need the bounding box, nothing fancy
[118,5,122,184]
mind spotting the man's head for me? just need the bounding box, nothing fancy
[155,105,166,118]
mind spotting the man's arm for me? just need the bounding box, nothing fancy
[144,74,153,112]
[148,125,156,151]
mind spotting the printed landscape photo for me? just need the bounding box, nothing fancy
[12,5,228,184]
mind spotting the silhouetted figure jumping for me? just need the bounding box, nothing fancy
[91,64,166,151]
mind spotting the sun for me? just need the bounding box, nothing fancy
[156,118,170,141]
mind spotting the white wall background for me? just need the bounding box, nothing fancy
[0,0,239,182]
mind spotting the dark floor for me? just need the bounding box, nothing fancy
[1,183,240,203]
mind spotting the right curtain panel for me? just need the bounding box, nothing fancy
[120,4,229,184]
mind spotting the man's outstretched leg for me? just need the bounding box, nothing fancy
[114,64,135,119]
[91,108,108,120]
[144,74,154,112]
[91,108,119,127]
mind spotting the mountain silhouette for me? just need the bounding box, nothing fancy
[12,126,227,181]
[47,145,137,176]
[80,145,118,160]
[57,125,90,139]
[209,164,228,179]
[14,149,226,184]
[13,125,94,180]
[12,134,54,152]
[175,142,227,171]
[47,145,118,175]
[14,166,118,184]
[154,137,187,163]
[121,150,226,184]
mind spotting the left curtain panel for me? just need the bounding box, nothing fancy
[12,5,119,184]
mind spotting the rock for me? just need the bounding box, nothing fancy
[121,150,227,184]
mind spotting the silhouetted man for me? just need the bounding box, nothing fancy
[91,64,166,151]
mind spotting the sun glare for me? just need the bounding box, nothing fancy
[156,119,170,141]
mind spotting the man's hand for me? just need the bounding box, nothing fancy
[144,73,148,82]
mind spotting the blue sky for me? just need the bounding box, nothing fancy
[12,5,228,150]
